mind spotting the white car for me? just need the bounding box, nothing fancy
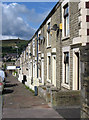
[0,70,5,93]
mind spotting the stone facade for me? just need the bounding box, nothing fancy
[80,44,89,119]
[17,0,89,118]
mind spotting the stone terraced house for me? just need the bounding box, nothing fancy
[17,0,89,111]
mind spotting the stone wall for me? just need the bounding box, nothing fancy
[80,44,89,118]
[38,86,80,107]
[61,2,80,90]
[51,90,80,107]
[38,86,51,103]
[39,5,61,86]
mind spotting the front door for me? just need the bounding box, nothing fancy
[41,59,44,85]
[52,55,56,87]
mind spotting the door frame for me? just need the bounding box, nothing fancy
[73,48,81,90]
[52,54,56,87]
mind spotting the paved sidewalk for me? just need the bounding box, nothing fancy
[55,106,80,119]
[2,74,64,119]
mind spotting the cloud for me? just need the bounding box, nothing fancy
[2,3,35,40]
[2,3,51,40]
[0,35,18,40]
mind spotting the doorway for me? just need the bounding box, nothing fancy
[52,55,56,87]
[73,50,80,90]
[41,59,44,85]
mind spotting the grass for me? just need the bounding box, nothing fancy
[25,85,35,94]
[2,39,28,55]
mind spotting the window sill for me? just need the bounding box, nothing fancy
[62,36,70,41]
[46,45,51,49]
[38,51,41,54]
[47,79,51,83]
[61,83,70,90]
[39,77,42,83]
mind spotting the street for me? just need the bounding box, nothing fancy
[2,74,63,119]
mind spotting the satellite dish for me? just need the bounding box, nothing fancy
[51,24,59,31]
[39,35,44,41]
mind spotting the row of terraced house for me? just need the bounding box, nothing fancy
[16,0,89,118]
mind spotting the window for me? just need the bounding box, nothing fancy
[38,33,41,52]
[38,62,41,78]
[64,4,69,37]
[64,52,69,84]
[47,22,51,47]
[38,36,41,52]
[47,23,50,32]
[33,39,35,56]
[24,51,26,61]
[48,56,51,80]
[47,56,51,81]
[26,52,28,60]
[28,45,31,54]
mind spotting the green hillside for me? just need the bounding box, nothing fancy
[2,39,29,56]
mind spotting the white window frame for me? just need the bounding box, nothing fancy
[35,58,37,79]
[29,60,32,78]
[62,46,70,89]
[46,18,51,48]
[73,48,81,90]
[28,44,31,58]
[62,0,70,39]
[26,48,28,60]
[41,55,44,85]
[33,38,35,56]
[38,30,41,53]
[24,51,26,61]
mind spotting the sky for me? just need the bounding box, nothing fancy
[2,2,57,40]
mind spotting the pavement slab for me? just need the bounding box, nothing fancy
[3,108,63,118]
[2,74,64,119]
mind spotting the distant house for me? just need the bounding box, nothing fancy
[3,53,17,62]
[7,66,16,75]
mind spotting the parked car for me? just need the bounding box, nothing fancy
[0,82,4,93]
[0,69,5,93]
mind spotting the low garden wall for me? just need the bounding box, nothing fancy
[38,86,81,107]
[51,90,81,107]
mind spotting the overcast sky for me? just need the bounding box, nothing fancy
[2,2,57,40]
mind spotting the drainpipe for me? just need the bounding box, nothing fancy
[34,33,38,96]
[37,33,38,78]
[59,3,62,90]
